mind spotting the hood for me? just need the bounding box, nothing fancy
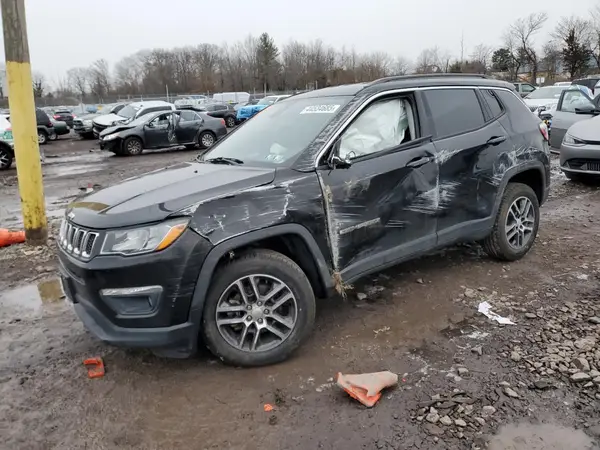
[99,123,134,137]
[523,98,558,107]
[93,113,127,127]
[77,113,101,121]
[566,114,600,142]
[66,162,276,229]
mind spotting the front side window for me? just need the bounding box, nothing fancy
[150,113,171,127]
[202,95,352,166]
[338,97,414,160]
[424,89,485,139]
[560,89,594,112]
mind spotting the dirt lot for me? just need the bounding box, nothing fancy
[1,135,600,449]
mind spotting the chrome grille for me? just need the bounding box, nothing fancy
[59,220,99,259]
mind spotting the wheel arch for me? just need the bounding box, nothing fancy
[492,162,547,218]
[189,224,333,325]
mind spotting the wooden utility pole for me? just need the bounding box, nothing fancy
[1,0,47,245]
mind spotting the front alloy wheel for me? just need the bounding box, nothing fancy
[38,132,47,145]
[216,275,298,352]
[202,249,316,366]
[0,148,12,170]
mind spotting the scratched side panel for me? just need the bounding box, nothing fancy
[187,170,332,265]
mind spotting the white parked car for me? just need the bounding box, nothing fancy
[523,86,569,115]
[174,95,208,108]
[212,92,250,104]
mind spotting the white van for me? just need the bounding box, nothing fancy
[212,92,250,104]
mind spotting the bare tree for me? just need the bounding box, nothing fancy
[88,59,111,100]
[66,67,88,98]
[469,44,494,74]
[540,41,562,82]
[507,12,548,83]
[415,47,442,73]
[590,4,600,69]
[32,71,45,98]
[392,56,411,75]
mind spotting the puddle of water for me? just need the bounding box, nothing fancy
[0,279,65,320]
[488,423,598,450]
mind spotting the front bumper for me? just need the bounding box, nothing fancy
[74,125,93,134]
[58,228,212,356]
[99,138,122,152]
[560,143,600,175]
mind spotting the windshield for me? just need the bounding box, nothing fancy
[118,105,141,119]
[258,96,278,105]
[202,96,351,166]
[526,87,566,99]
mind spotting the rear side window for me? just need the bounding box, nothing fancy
[481,89,504,118]
[424,89,485,139]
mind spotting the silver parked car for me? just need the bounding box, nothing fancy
[549,88,600,150]
[560,114,600,181]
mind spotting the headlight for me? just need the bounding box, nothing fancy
[563,134,585,146]
[101,218,189,256]
[83,120,92,126]
[102,132,120,141]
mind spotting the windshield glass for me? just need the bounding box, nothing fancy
[202,96,352,166]
[526,87,566,99]
[258,96,278,105]
[118,105,141,119]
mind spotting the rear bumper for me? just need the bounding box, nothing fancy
[560,143,600,175]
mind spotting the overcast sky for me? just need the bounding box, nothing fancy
[0,0,597,83]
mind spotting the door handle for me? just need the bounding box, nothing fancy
[406,156,432,168]
[487,136,507,146]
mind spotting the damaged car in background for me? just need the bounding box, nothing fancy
[92,101,175,138]
[559,113,600,182]
[58,74,550,367]
[74,103,127,139]
[99,109,227,155]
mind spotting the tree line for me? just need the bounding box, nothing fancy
[33,5,600,103]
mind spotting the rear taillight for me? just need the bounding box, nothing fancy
[539,122,549,141]
[220,119,226,127]
[53,114,60,119]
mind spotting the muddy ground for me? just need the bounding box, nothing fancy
[0,135,599,449]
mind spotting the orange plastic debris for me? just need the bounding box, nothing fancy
[263,404,274,412]
[336,371,398,407]
[83,357,105,378]
[0,229,25,248]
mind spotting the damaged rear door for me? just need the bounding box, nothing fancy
[317,94,439,281]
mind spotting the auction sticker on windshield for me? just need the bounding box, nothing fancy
[299,105,341,114]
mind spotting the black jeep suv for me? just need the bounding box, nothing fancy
[57,75,551,366]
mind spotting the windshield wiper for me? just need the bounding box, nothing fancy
[202,156,244,165]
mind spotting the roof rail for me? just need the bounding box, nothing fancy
[369,73,491,86]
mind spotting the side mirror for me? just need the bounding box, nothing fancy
[146,122,154,128]
[327,140,352,169]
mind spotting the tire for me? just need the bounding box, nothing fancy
[482,182,540,261]
[0,147,13,170]
[198,131,216,149]
[202,249,316,367]
[225,116,236,128]
[122,137,143,156]
[49,133,57,141]
[38,131,47,145]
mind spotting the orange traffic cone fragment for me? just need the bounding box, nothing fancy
[83,357,105,379]
[337,371,398,407]
[0,229,26,248]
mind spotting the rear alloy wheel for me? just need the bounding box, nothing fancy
[38,131,47,145]
[199,131,215,149]
[225,116,236,128]
[202,249,316,367]
[123,137,143,156]
[0,147,13,170]
[482,182,540,261]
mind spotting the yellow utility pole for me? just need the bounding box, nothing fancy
[1,0,47,245]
